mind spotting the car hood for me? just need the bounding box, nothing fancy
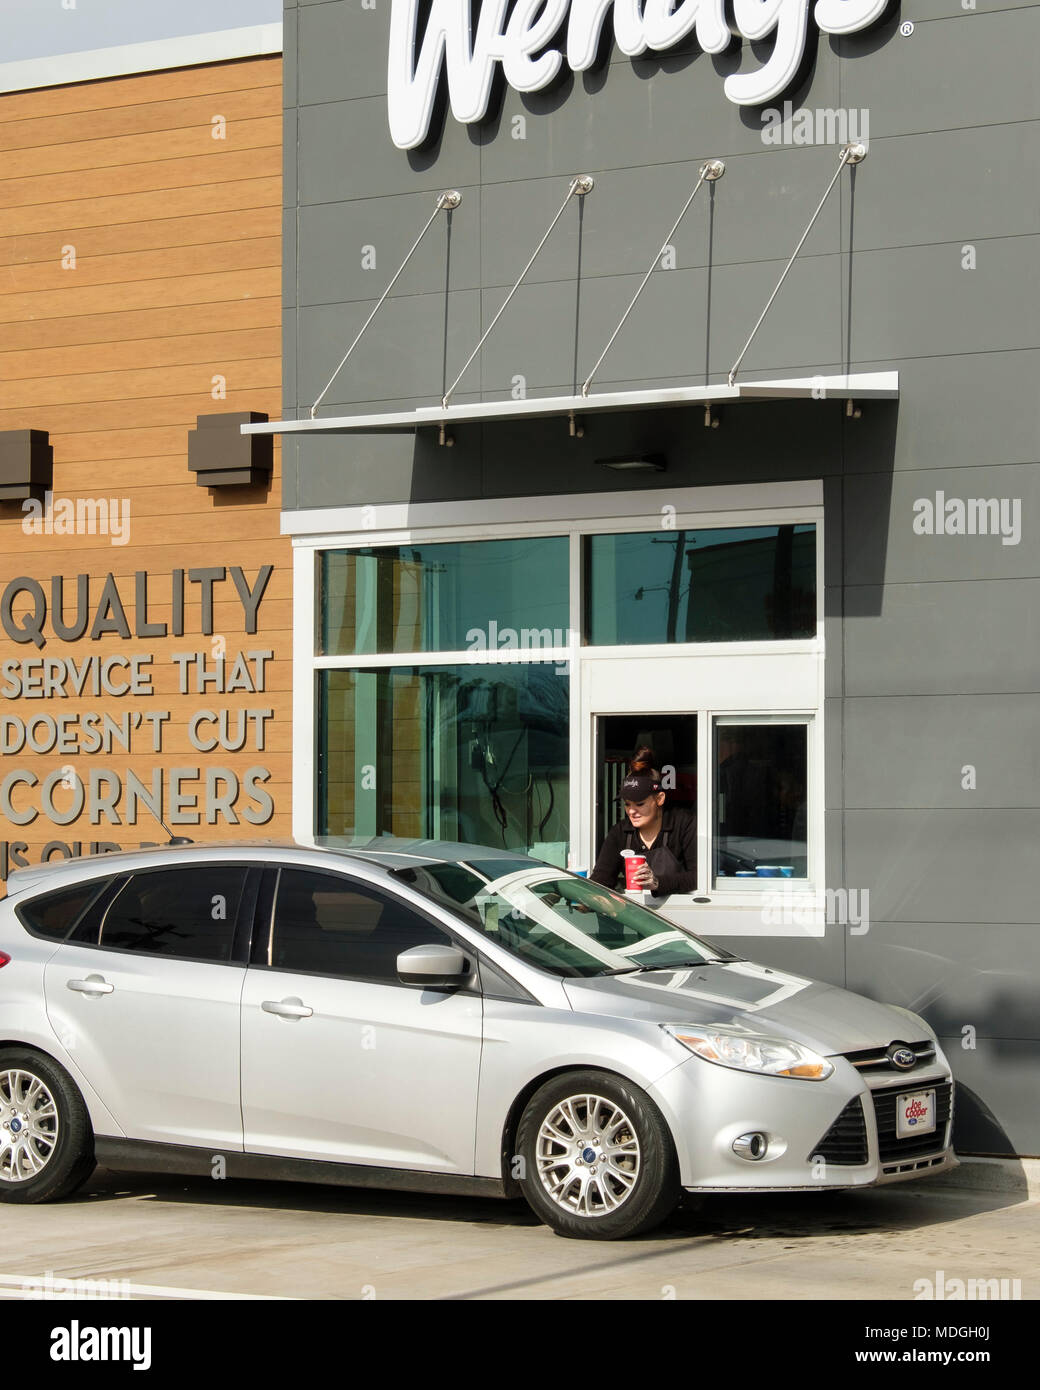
[562,960,923,1056]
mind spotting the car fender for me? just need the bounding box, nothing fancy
[0,1000,125,1139]
[475,1000,689,1179]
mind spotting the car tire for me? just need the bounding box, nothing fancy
[0,1048,95,1204]
[516,1070,680,1239]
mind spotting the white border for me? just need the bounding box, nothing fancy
[0,24,282,95]
[292,481,827,938]
[247,373,899,439]
[284,479,823,539]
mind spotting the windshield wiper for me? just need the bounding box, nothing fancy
[596,957,740,976]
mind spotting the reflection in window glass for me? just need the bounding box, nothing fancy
[100,868,247,961]
[271,869,452,983]
[585,525,816,644]
[393,862,736,978]
[714,724,808,882]
[320,539,569,655]
[16,879,110,941]
[318,664,569,864]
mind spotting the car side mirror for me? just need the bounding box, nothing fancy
[396,943,469,989]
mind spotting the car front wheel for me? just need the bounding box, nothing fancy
[0,1049,95,1204]
[516,1070,680,1239]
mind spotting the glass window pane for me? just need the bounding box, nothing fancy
[320,538,569,655]
[16,879,111,942]
[317,664,569,864]
[713,724,808,882]
[393,861,736,978]
[585,525,816,644]
[99,867,247,962]
[271,869,452,983]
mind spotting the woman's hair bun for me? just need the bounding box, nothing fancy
[629,745,657,774]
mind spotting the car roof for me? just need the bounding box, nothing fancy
[1,836,545,899]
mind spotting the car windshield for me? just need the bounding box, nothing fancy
[390,860,736,978]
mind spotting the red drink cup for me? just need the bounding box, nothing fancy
[623,852,647,890]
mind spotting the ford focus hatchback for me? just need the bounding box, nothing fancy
[0,839,955,1239]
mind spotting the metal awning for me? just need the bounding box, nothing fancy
[242,372,899,438]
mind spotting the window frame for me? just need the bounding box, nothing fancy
[65,863,258,967]
[253,865,477,990]
[293,480,825,938]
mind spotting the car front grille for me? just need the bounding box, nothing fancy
[809,1097,869,1166]
[872,1080,953,1163]
[842,1039,937,1076]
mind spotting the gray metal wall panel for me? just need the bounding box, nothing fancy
[846,239,1039,362]
[838,9,1040,135]
[838,125,1040,251]
[844,695,1040,810]
[282,207,298,311]
[844,579,1040,696]
[298,1,387,105]
[844,465,1034,586]
[298,289,483,410]
[842,352,1040,475]
[283,6,298,108]
[844,809,1040,924]
[298,193,479,307]
[846,921,1040,1040]
[297,96,482,204]
[282,105,298,210]
[933,1039,1040,1156]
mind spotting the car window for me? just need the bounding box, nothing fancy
[15,878,112,942]
[98,866,248,964]
[268,869,454,984]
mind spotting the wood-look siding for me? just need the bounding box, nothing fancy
[0,55,289,887]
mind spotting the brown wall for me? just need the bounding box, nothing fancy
[0,55,289,886]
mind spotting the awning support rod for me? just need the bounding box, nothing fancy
[581,159,725,399]
[728,142,866,388]
[442,174,594,411]
[310,190,461,419]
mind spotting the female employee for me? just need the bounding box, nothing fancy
[589,746,698,897]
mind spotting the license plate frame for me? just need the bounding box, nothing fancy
[896,1088,936,1138]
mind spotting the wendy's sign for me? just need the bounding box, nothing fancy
[387,0,889,149]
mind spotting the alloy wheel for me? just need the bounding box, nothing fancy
[535,1092,641,1217]
[0,1068,59,1183]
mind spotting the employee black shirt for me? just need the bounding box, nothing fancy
[590,807,698,897]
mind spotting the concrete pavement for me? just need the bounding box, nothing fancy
[2,1161,1036,1301]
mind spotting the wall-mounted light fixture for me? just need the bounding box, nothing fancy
[188,412,273,487]
[0,429,53,503]
[596,453,666,472]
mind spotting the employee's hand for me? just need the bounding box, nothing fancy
[634,864,659,892]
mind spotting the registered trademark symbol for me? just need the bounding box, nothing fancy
[899,20,914,35]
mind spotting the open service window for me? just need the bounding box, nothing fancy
[295,481,825,936]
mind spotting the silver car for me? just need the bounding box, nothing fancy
[0,839,955,1239]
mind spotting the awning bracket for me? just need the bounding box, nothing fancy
[309,189,461,420]
[442,174,594,412]
[728,142,867,388]
[582,158,725,399]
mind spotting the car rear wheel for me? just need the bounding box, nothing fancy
[516,1070,680,1239]
[0,1049,95,1204]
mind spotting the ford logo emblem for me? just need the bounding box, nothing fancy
[888,1043,917,1071]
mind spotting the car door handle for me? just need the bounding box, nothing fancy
[67,976,114,996]
[261,998,313,1019]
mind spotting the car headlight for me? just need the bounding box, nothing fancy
[888,1004,938,1043]
[662,1024,834,1081]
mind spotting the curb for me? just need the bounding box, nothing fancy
[928,1156,1040,1200]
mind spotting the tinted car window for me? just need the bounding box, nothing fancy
[16,879,112,942]
[99,867,248,963]
[270,869,453,984]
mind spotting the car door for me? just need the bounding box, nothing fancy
[42,863,252,1151]
[240,866,482,1174]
